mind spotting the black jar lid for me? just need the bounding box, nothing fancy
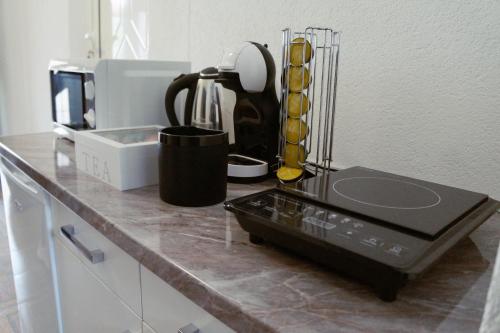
[159,126,228,147]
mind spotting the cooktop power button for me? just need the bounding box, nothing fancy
[361,236,384,247]
[340,218,351,224]
[385,244,408,257]
[248,200,266,208]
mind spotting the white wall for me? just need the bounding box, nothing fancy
[137,0,500,198]
[0,0,95,136]
[1,0,499,199]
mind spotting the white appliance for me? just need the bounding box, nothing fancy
[0,157,62,333]
[49,59,190,140]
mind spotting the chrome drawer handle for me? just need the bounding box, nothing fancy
[60,225,104,264]
[178,323,200,333]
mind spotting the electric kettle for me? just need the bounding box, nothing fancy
[165,67,223,130]
[164,42,280,171]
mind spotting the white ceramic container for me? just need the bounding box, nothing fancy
[75,126,162,191]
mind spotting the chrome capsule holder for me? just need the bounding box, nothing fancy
[278,27,341,181]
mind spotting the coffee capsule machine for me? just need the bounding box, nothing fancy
[164,42,280,182]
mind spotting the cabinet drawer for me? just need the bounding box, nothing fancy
[141,266,235,333]
[54,237,142,333]
[51,197,142,315]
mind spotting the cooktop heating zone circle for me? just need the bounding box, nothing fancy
[332,177,442,210]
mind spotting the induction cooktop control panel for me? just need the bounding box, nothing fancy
[230,189,432,268]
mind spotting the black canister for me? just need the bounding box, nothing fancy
[159,126,228,206]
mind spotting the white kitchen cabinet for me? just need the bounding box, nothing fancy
[53,236,142,333]
[0,154,233,333]
[51,197,142,314]
[0,157,62,333]
[141,266,235,333]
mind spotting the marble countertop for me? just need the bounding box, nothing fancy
[480,242,500,333]
[1,132,499,333]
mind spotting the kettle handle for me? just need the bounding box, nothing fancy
[165,73,199,126]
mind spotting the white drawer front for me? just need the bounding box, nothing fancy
[54,237,142,333]
[51,197,142,315]
[141,266,235,333]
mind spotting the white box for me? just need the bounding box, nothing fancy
[74,126,162,191]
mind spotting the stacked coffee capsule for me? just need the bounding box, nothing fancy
[277,37,313,182]
[277,27,341,182]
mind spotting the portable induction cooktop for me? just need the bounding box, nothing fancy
[224,166,499,301]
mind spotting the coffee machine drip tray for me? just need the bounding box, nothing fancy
[224,166,499,301]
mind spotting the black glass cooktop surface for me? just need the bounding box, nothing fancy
[282,166,488,238]
[227,189,430,268]
[225,166,497,301]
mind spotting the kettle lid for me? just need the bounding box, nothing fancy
[200,67,219,78]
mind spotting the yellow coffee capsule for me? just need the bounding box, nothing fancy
[284,118,309,144]
[277,166,304,182]
[288,67,310,92]
[284,143,306,169]
[290,37,312,66]
[287,93,309,118]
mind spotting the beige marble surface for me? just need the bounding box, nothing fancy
[0,132,499,333]
[480,242,500,333]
